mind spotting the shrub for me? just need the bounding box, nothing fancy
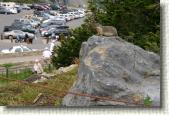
[144,95,153,107]
[52,23,96,68]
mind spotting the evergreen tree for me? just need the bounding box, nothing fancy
[89,0,160,53]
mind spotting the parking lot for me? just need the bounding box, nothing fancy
[0,10,85,51]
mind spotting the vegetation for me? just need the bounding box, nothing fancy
[89,0,160,53]
[0,67,77,106]
[2,0,53,4]
[52,23,96,68]
[0,68,33,84]
[52,0,159,69]
[144,95,153,107]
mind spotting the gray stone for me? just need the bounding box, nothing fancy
[62,35,160,107]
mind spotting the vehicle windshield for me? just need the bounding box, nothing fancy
[15,48,22,52]
[21,46,32,51]
[13,30,23,34]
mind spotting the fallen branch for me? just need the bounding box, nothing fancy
[33,93,43,104]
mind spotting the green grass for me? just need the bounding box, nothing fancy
[0,67,78,106]
[0,68,33,85]
[43,64,56,73]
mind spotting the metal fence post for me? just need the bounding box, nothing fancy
[6,68,9,78]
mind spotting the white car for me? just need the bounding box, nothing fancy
[21,5,31,10]
[59,14,71,21]
[43,13,55,19]
[49,10,59,16]
[19,18,40,27]
[41,28,56,37]
[42,18,66,24]
[67,12,76,19]
[6,7,17,14]
[78,12,85,17]
[1,45,36,53]
[54,16,66,21]
[78,8,86,13]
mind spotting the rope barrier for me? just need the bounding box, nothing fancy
[0,76,145,106]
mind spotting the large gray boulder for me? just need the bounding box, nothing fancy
[62,35,160,107]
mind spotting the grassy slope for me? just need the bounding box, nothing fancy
[0,68,33,85]
[0,67,77,106]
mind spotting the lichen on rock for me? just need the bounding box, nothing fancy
[62,35,160,107]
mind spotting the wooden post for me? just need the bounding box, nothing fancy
[1,34,3,40]
[11,38,13,43]
[46,37,50,44]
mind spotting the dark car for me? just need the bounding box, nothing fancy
[34,10,43,16]
[33,4,47,11]
[41,20,66,28]
[50,4,60,10]
[15,6,22,13]
[44,26,69,37]
[21,25,37,34]
[43,28,56,37]
[54,26,69,36]
[39,24,61,34]
[11,21,31,29]
[4,22,36,34]
[3,26,12,32]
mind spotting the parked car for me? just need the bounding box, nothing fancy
[11,21,32,29]
[15,18,40,28]
[41,20,66,29]
[79,12,85,17]
[67,12,76,19]
[20,5,31,10]
[43,13,55,19]
[40,25,61,36]
[50,4,60,10]
[44,26,69,37]
[0,7,11,14]
[3,26,12,32]
[7,7,18,14]
[32,4,47,11]
[1,45,36,53]
[21,25,38,34]
[15,5,22,13]
[43,28,56,37]
[57,14,70,21]
[49,10,59,16]
[29,19,41,27]
[54,26,69,36]
[2,30,35,40]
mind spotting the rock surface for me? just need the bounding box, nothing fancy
[62,35,160,107]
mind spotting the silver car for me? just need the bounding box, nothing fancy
[2,30,35,39]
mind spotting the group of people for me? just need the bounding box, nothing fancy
[33,39,57,74]
[15,34,34,44]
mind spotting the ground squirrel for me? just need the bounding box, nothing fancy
[95,23,118,37]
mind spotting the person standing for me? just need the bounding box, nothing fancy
[15,34,22,43]
[42,47,52,59]
[25,34,29,43]
[42,47,52,64]
[33,59,43,74]
[50,40,55,53]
